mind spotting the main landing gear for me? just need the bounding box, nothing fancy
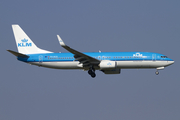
[88,67,96,78]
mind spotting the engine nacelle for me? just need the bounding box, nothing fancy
[99,61,117,69]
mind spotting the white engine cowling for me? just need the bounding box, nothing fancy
[99,61,117,69]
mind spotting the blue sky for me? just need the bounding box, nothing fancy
[1,0,180,120]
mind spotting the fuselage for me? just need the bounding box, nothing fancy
[9,25,175,77]
[18,52,174,70]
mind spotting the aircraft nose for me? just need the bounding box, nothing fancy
[168,60,174,65]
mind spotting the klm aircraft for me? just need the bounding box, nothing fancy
[7,25,174,78]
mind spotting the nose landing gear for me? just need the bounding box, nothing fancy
[155,70,159,75]
[155,67,164,75]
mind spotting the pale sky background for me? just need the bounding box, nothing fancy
[0,0,180,120]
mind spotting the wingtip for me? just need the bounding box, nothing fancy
[57,35,66,46]
[12,24,19,27]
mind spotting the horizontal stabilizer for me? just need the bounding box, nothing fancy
[7,50,29,58]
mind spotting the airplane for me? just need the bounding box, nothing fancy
[7,25,174,78]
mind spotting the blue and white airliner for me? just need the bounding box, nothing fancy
[7,25,174,78]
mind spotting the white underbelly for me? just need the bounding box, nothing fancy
[29,61,80,69]
[116,61,168,68]
[28,60,169,70]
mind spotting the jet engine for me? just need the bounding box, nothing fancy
[99,61,117,69]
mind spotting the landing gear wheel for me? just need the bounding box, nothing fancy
[155,71,159,75]
[91,73,96,78]
[88,67,96,78]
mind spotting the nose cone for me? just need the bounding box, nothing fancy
[168,60,174,65]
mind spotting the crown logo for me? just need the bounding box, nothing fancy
[133,52,142,57]
[107,62,112,65]
[21,38,28,42]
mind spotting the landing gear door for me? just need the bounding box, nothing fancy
[152,54,156,61]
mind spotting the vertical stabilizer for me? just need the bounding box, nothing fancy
[12,25,52,54]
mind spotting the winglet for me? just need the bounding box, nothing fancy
[57,35,66,46]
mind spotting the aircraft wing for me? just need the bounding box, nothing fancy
[57,35,100,67]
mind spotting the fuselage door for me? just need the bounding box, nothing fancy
[152,54,156,61]
[39,55,43,63]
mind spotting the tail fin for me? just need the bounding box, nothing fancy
[12,25,52,54]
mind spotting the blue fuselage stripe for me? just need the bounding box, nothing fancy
[17,52,174,62]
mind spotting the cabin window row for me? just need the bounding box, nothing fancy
[112,56,143,59]
[93,56,143,59]
[48,57,74,59]
[48,56,143,60]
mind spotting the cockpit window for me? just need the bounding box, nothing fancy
[161,56,168,58]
